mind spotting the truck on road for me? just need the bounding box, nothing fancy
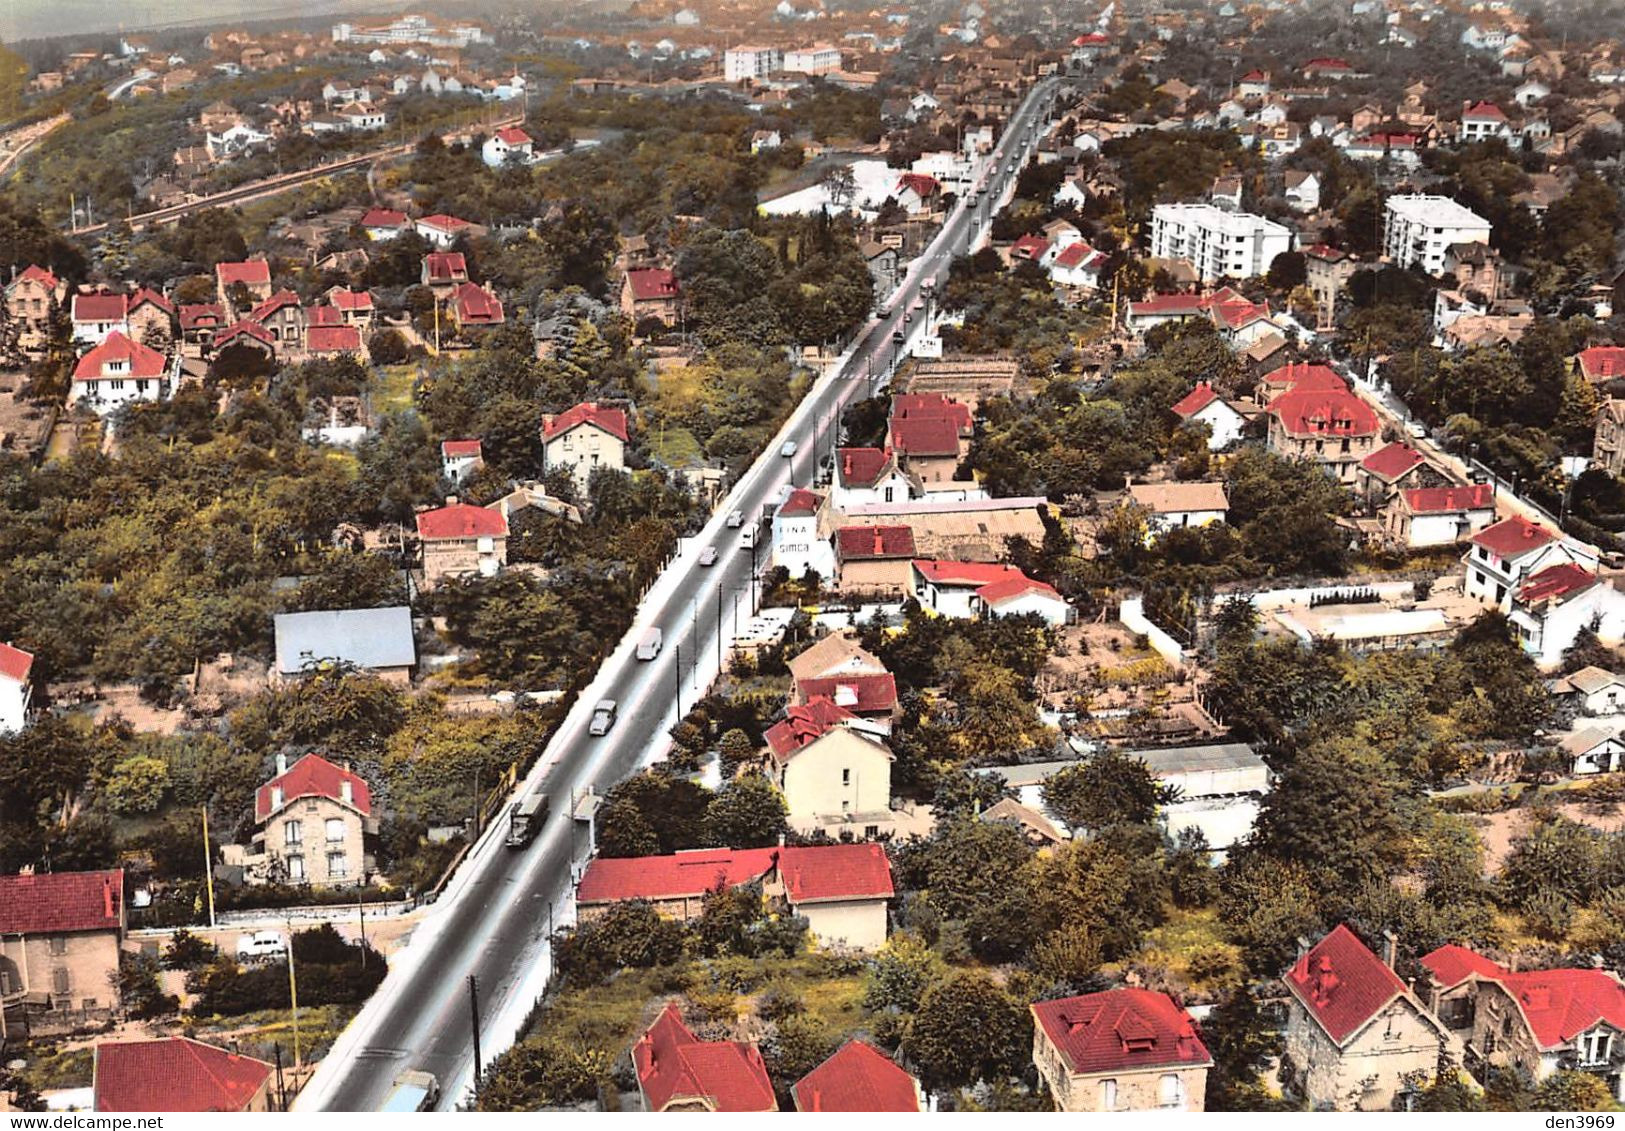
[505,792,550,848]
[380,1070,440,1112]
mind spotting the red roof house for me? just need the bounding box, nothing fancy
[1030,987,1212,1101]
[94,1038,273,1112]
[835,524,916,561]
[254,753,372,822]
[1401,483,1494,514]
[792,1041,921,1112]
[633,1003,777,1113]
[1284,924,1409,1046]
[1010,233,1051,262]
[764,696,859,761]
[793,671,898,715]
[542,402,629,443]
[1360,441,1426,486]
[71,291,129,325]
[1419,943,1509,992]
[416,502,509,540]
[622,268,681,323]
[215,259,272,292]
[360,207,408,234]
[1468,514,1557,563]
[0,869,124,936]
[577,842,894,915]
[449,281,505,328]
[1268,387,1380,439]
[0,640,34,684]
[1575,346,1625,384]
[1420,944,1625,1059]
[1463,100,1508,121]
[72,332,168,383]
[305,323,364,356]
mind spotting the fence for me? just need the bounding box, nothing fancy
[1119,596,1187,667]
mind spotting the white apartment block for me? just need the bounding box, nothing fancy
[725,45,782,82]
[1383,195,1492,276]
[783,44,842,74]
[1149,203,1292,282]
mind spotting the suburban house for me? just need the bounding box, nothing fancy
[1171,383,1245,450]
[272,606,416,684]
[0,869,125,1022]
[68,332,173,413]
[1420,944,1625,1103]
[765,700,895,836]
[327,288,375,331]
[1508,561,1625,669]
[792,1041,922,1112]
[305,319,364,360]
[1049,240,1109,290]
[125,288,174,344]
[541,402,629,495]
[448,281,506,331]
[633,1003,777,1112]
[482,125,535,167]
[831,447,913,508]
[1463,515,1594,612]
[93,1038,274,1112]
[909,559,1070,625]
[1559,725,1625,775]
[576,842,894,950]
[1575,346,1625,386]
[422,251,470,293]
[889,393,973,491]
[1031,988,1213,1112]
[1384,484,1497,549]
[215,259,274,311]
[1356,442,1427,507]
[179,303,229,349]
[1282,924,1449,1111]
[1127,482,1229,537]
[833,524,916,596]
[1551,665,1625,716]
[1595,399,1625,476]
[1257,362,1347,404]
[247,290,305,347]
[0,641,33,733]
[416,502,509,584]
[442,439,484,484]
[771,488,836,580]
[1267,385,1381,483]
[360,208,409,239]
[785,631,887,685]
[212,320,277,364]
[7,264,62,350]
[70,291,130,347]
[415,213,478,249]
[621,268,683,327]
[248,753,375,887]
[1284,170,1321,212]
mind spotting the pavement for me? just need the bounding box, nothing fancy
[292,74,1064,1113]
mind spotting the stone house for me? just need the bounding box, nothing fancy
[764,701,895,836]
[1267,384,1380,484]
[248,290,306,348]
[1594,398,1625,477]
[541,402,628,495]
[416,502,509,585]
[792,1040,922,1112]
[215,259,274,311]
[834,524,916,596]
[248,753,375,887]
[5,265,62,352]
[620,267,682,328]
[1384,484,1497,550]
[1282,924,1450,1110]
[1031,987,1213,1111]
[0,869,125,1021]
[633,1004,777,1112]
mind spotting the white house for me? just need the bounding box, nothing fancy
[724,45,781,82]
[1171,383,1246,450]
[1514,79,1550,107]
[1559,725,1625,775]
[1048,241,1108,290]
[1385,484,1496,549]
[0,642,33,733]
[441,439,483,485]
[832,448,912,509]
[68,332,173,413]
[70,292,130,347]
[482,125,534,168]
[414,213,475,249]
[909,560,1069,625]
[1128,482,1229,537]
[772,489,837,581]
[1149,203,1292,281]
[1508,562,1625,670]
[1462,515,1593,611]
[1458,101,1513,144]
[1554,665,1625,717]
[1283,170,1320,213]
[782,44,841,74]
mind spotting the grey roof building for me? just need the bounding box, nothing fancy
[272,607,416,681]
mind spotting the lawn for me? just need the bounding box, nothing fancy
[372,363,421,416]
[14,1043,93,1091]
[1117,906,1244,998]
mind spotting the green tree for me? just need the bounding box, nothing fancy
[103,754,170,815]
[904,971,1029,1092]
[1532,1070,1614,1112]
[1040,749,1176,834]
[704,772,788,848]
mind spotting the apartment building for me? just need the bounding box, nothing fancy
[725,46,781,82]
[1149,203,1292,281]
[1382,195,1492,275]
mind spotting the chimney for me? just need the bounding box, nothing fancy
[271,785,283,809]
[103,876,114,919]
[276,751,287,775]
[446,494,459,506]
[1295,935,1313,961]
[341,779,354,805]
[1383,929,1398,970]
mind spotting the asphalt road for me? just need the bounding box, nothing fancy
[294,74,1063,1113]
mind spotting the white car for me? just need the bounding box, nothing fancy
[699,546,718,566]
[726,510,744,528]
[236,931,286,964]
[1405,420,1428,439]
[742,527,759,548]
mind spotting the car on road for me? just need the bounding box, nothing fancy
[236,931,286,964]
[1406,420,1428,439]
[726,510,744,528]
[636,627,662,661]
[780,440,798,458]
[698,546,718,566]
[742,526,759,548]
[589,699,618,736]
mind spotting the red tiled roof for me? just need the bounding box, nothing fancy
[1469,514,1556,559]
[442,439,482,458]
[306,324,363,353]
[1361,441,1425,482]
[360,208,407,229]
[1031,988,1212,1077]
[216,260,271,288]
[1303,56,1353,70]
[1463,100,1507,121]
[73,332,168,382]
[892,393,972,433]
[417,213,472,234]
[94,1038,272,1113]
[1284,924,1407,1045]
[1576,346,1625,381]
[764,696,857,760]
[16,264,58,290]
[129,287,174,315]
[544,402,629,442]
[896,172,939,198]
[1053,241,1104,269]
[179,303,226,331]
[451,281,504,325]
[836,524,915,559]
[307,305,343,327]
[248,290,302,322]
[0,641,33,682]
[416,502,508,540]
[890,415,961,456]
[795,672,898,714]
[423,251,468,282]
[1260,362,1346,393]
[837,447,894,488]
[1304,243,1347,261]
[578,842,892,905]
[72,291,128,322]
[778,488,823,518]
[778,843,894,902]
[1172,382,1220,418]
[1071,32,1109,46]
[1209,298,1272,330]
[214,320,275,348]
[0,869,123,935]
[1127,293,1206,318]
[1517,562,1598,606]
[494,126,532,145]
[977,573,1063,605]
[1420,944,1508,991]
[634,1004,777,1113]
[254,753,372,822]
[329,287,374,311]
[1403,483,1494,514]
[1499,967,1625,1049]
[1010,233,1051,261]
[1269,387,1379,438]
[913,559,1027,587]
[793,1040,919,1112]
[1240,69,1269,82]
[625,268,679,302]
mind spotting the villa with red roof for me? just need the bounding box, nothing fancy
[482,125,535,167]
[1420,944,1625,1102]
[248,289,305,346]
[70,290,131,347]
[69,331,174,413]
[833,523,917,595]
[1574,346,1625,386]
[1031,987,1212,1111]
[1266,385,1380,483]
[0,640,33,733]
[125,287,174,345]
[249,753,375,888]
[1459,100,1513,144]
[1509,560,1625,669]
[894,172,940,214]
[421,251,470,292]
[763,696,897,838]
[6,264,63,347]
[215,259,274,310]
[1302,56,1356,79]
[620,267,682,327]
[541,401,629,494]
[577,842,894,950]
[889,393,976,492]
[179,303,229,348]
[441,438,483,485]
[1009,232,1051,264]
[1356,441,1428,505]
[0,869,125,1018]
[360,208,408,239]
[793,1040,922,1112]
[1282,925,1450,1110]
[1256,361,1347,404]
[414,213,478,249]
[449,281,506,332]
[832,446,912,509]
[94,1038,273,1112]
[1049,239,1109,290]
[326,287,375,330]
[910,559,1069,625]
[1172,382,1245,450]
[633,1003,777,1112]
[416,501,509,584]
[1384,482,1496,550]
[1463,514,1594,614]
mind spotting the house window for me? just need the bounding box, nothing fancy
[841,768,851,786]
[48,936,67,956]
[81,997,98,1011]
[1160,1073,1184,1108]
[284,819,302,845]
[325,817,346,843]
[1100,1079,1117,1110]
[287,854,305,881]
[865,824,880,838]
[327,852,347,880]
[51,967,70,994]
[1581,1029,1613,1065]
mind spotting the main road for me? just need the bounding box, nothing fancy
[295,73,1063,1113]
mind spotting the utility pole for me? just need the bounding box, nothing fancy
[357,893,368,969]
[286,921,302,1072]
[200,806,216,929]
[674,642,682,719]
[467,974,483,1096]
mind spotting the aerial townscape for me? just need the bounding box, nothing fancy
[4,0,1625,1117]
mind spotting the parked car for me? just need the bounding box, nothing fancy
[1406,420,1428,439]
[742,526,759,548]
[236,931,286,964]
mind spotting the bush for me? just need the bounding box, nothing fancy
[162,929,219,970]
[186,926,386,1016]
[367,328,412,365]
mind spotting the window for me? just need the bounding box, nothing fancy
[327,852,347,879]
[325,817,346,843]
[1100,1080,1117,1110]
[841,768,851,786]
[1581,1029,1613,1065]
[51,967,70,994]
[48,936,67,956]
[81,998,98,1011]
[287,854,305,881]
[284,819,302,845]
[1160,1073,1184,1108]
